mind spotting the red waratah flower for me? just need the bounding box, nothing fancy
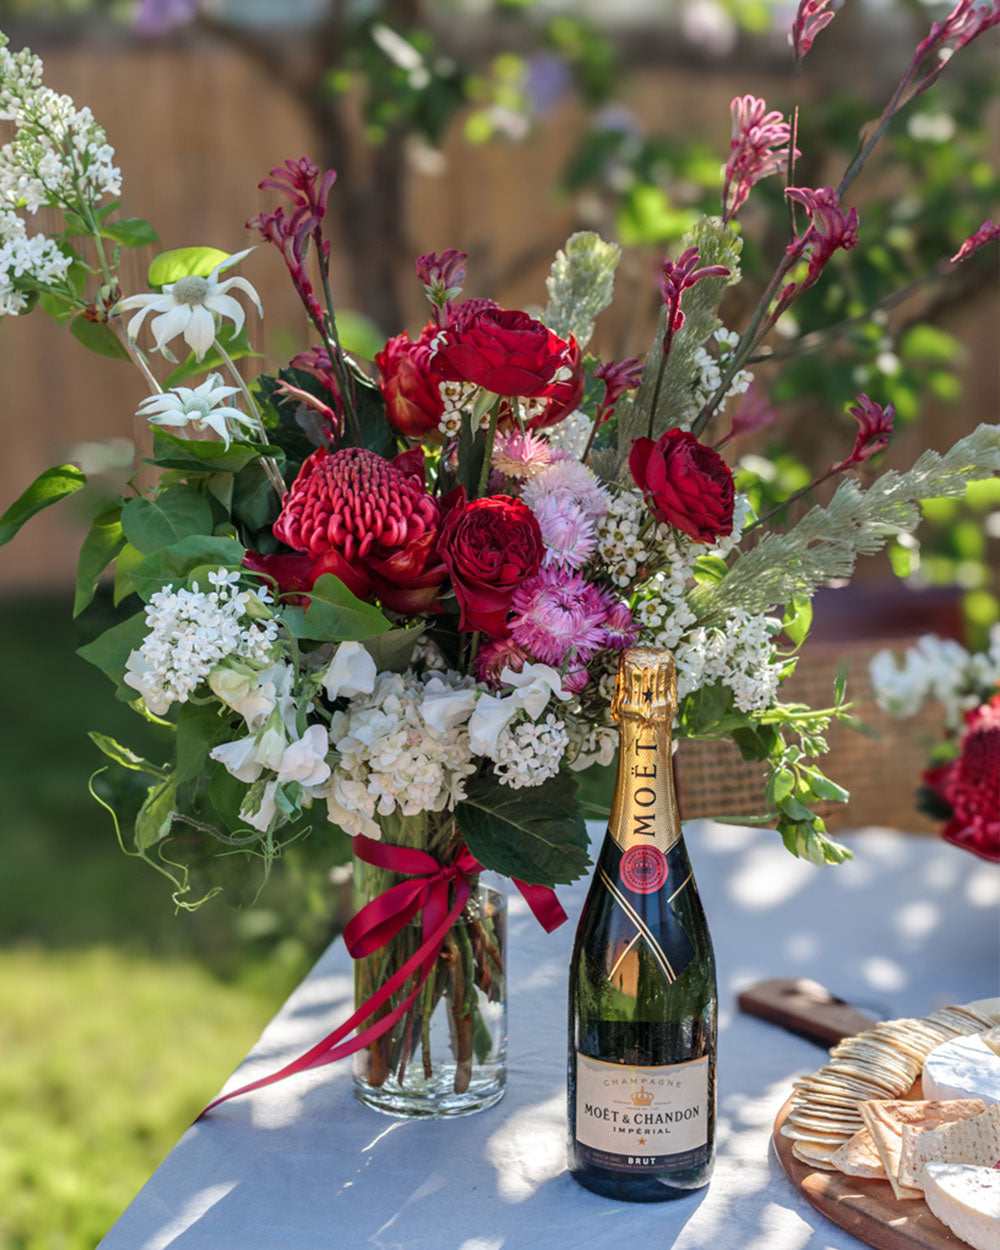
[922,694,1000,863]
[376,324,448,438]
[629,429,735,543]
[272,447,446,614]
[433,304,582,403]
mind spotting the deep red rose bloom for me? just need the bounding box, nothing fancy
[629,429,735,543]
[439,493,543,637]
[272,446,446,613]
[376,324,447,438]
[434,303,581,402]
[923,694,1000,863]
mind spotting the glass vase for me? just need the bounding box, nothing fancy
[351,811,507,1117]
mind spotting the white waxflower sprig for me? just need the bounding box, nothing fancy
[115,248,263,361]
[136,374,257,450]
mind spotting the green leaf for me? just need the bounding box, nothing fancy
[135,778,176,851]
[771,768,795,803]
[74,505,126,616]
[782,595,813,648]
[102,217,159,248]
[175,702,231,787]
[121,485,214,554]
[348,364,397,458]
[162,324,262,388]
[834,665,848,705]
[69,315,132,360]
[676,681,733,736]
[77,609,149,696]
[692,554,729,585]
[151,429,265,474]
[363,626,425,673]
[37,289,79,325]
[232,461,281,532]
[129,535,246,600]
[779,794,815,823]
[456,772,590,887]
[113,541,144,604]
[279,573,388,642]
[88,731,167,778]
[804,769,850,804]
[457,414,486,499]
[336,309,387,360]
[0,464,87,548]
[148,246,229,287]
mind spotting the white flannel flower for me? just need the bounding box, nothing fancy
[136,374,256,450]
[116,248,262,361]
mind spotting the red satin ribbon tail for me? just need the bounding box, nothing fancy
[513,877,568,933]
[197,881,471,1119]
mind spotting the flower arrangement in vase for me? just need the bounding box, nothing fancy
[1,2,998,1116]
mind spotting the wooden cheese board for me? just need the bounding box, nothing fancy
[773,1081,970,1250]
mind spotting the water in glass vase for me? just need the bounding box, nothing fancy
[352,813,508,1118]
[568,647,717,1200]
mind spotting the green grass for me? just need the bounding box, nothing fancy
[0,591,342,1248]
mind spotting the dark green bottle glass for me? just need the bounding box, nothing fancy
[567,647,717,1201]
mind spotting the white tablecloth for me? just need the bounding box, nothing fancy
[99,823,1000,1250]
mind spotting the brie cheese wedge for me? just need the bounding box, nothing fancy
[923,1032,1000,1107]
[922,1163,1000,1250]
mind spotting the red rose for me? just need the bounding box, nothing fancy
[272,447,446,614]
[923,694,1000,863]
[629,429,735,543]
[434,303,581,401]
[439,493,543,636]
[376,324,446,438]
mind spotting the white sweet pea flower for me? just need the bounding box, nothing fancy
[115,247,263,360]
[255,719,287,771]
[277,725,331,788]
[322,641,377,701]
[500,663,569,717]
[468,664,569,758]
[136,374,257,451]
[208,664,255,709]
[241,780,279,833]
[123,650,173,716]
[420,680,478,733]
[209,734,265,783]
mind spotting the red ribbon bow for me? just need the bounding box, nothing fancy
[199,835,566,1117]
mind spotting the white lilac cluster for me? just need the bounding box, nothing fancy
[689,327,753,418]
[123,570,278,715]
[674,609,784,712]
[492,713,569,788]
[0,207,71,315]
[869,626,1000,730]
[0,39,121,215]
[325,669,479,838]
[565,719,617,771]
[596,489,666,588]
[521,454,609,571]
[635,493,751,648]
[544,409,592,459]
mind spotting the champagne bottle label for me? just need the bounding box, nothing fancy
[574,1052,710,1172]
[597,837,696,987]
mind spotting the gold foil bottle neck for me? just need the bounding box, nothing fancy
[611,647,677,722]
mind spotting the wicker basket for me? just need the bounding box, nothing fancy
[675,587,963,833]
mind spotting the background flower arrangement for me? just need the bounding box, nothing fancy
[871,626,1000,861]
[2,5,999,912]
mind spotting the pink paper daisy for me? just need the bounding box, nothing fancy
[492,428,554,480]
[475,637,530,689]
[532,496,598,570]
[509,567,609,666]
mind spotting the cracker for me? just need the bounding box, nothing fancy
[829,1127,888,1180]
[858,1103,923,1200]
[899,1103,1000,1190]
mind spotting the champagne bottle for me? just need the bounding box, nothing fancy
[567,647,717,1201]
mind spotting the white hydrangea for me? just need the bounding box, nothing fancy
[492,712,569,788]
[690,327,753,417]
[123,570,278,715]
[325,669,478,838]
[870,626,1000,730]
